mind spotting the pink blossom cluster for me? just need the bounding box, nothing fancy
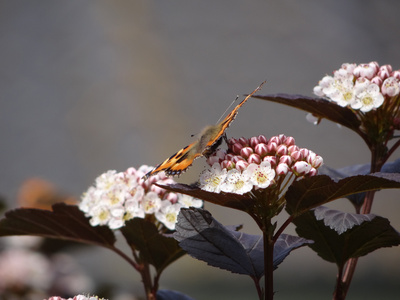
[80,166,202,230]
[313,62,400,112]
[199,134,323,195]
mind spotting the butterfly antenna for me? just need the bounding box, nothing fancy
[216,95,239,124]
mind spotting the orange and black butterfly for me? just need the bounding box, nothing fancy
[143,82,266,180]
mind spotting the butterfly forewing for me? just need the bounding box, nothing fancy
[143,82,265,180]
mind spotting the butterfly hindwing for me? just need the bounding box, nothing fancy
[143,82,265,180]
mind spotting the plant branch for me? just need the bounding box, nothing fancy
[263,222,274,300]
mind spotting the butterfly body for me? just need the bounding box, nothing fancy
[143,82,265,180]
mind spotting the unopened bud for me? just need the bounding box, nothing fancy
[248,153,261,164]
[276,144,288,156]
[276,163,289,175]
[292,161,312,176]
[255,143,268,157]
[240,147,254,159]
[235,160,249,172]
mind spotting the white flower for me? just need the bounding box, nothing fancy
[142,192,162,214]
[382,77,400,97]
[178,194,203,208]
[89,205,111,227]
[353,82,384,112]
[199,163,228,193]
[95,170,118,191]
[155,201,183,230]
[245,161,275,189]
[124,197,145,219]
[326,77,356,107]
[80,166,203,231]
[220,169,253,194]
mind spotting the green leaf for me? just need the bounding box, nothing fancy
[0,203,116,248]
[120,218,185,272]
[294,207,400,266]
[285,173,400,216]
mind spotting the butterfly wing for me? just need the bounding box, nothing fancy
[143,82,265,180]
[198,81,266,152]
[142,140,202,179]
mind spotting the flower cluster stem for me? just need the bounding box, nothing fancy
[263,220,275,300]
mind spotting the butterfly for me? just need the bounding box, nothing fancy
[142,82,266,180]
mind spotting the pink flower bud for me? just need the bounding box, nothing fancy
[391,70,400,80]
[221,160,235,170]
[371,76,383,86]
[354,62,379,79]
[235,160,249,172]
[299,148,309,158]
[228,138,239,146]
[231,142,244,155]
[258,135,268,144]
[267,141,278,154]
[166,192,179,203]
[378,65,392,79]
[225,153,235,161]
[240,147,254,158]
[287,145,299,154]
[263,156,277,167]
[232,155,245,164]
[310,154,324,168]
[278,134,287,144]
[249,136,260,148]
[238,137,249,146]
[247,153,261,164]
[382,77,400,97]
[284,136,295,146]
[290,150,303,161]
[292,161,312,176]
[276,163,289,176]
[307,167,318,177]
[269,136,280,145]
[276,144,288,156]
[255,143,268,157]
[279,155,292,166]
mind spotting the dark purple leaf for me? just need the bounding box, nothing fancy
[120,218,185,272]
[314,206,375,235]
[252,94,361,131]
[0,203,115,248]
[273,234,313,269]
[157,183,256,212]
[318,158,400,208]
[294,207,400,266]
[174,207,263,278]
[286,173,400,216]
[174,208,312,278]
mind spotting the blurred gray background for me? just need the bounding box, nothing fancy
[1,1,399,299]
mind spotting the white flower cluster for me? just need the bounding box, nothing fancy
[314,62,400,112]
[200,161,276,195]
[79,166,202,230]
[199,135,323,195]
